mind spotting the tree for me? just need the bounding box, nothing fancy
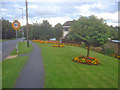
[41,20,54,40]
[109,25,118,40]
[69,15,110,57]
[2,19,22,39]
[54,23,63,40]
[23,20,54,40]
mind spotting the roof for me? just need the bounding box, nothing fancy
[63,21,74,26]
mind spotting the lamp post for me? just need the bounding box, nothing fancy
[19,8,24,42]
[26,0,29,47]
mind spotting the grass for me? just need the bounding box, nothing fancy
[2,56,28,88]
[34,42,118,88]
[2,41,33,88]
[10,41,33,55]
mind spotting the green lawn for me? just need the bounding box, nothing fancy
[2,41,33,88]
[2,56,28,88]
[34,42,118,88]
[10,41,33,55]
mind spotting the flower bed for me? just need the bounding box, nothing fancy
[111,53,120,59]
[72,55,100,65]
[62,43,80,47]
[32,40,80,47]
[32,40,59,44]
[53,45,64,47]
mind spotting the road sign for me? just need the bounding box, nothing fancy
[12,20,20,53]
[12,20,20,30]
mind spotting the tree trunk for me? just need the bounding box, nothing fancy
[87,44,90,57]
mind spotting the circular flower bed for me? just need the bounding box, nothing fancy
[72,55,100,65]
[53,45,64,47]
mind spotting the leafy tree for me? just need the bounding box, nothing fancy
[109,25,118,40]
[69,15,110,57]
[40,20,54,40]
[23,20,54,40]
[54,23,63,40]
[23,24,32,39]
[2,19,22,39]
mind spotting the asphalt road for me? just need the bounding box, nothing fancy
[1,38,24,61]
[15,42,45,88]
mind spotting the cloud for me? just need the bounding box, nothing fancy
[1,8,8,11]
[74,3,114,15]
[13,16,72,27]
[74,3,118,26]
[96,12,118,22]
[107,22,118,26]
[28,4,62,18]
[1,13,7,15]
[2,0,120,2]
[29,16,72,26]
[1,1,118,27]
[28,5,38,9]
[45,17,72,26]
[14,4,19,7]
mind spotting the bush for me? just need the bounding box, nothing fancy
[100,47,115,55]
[81,43,86,48]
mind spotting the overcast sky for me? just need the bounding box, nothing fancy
[1,0,119,27]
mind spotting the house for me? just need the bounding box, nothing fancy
[62,21,74,37]
[60,21,74,43]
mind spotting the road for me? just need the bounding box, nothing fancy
[1,38,24,61]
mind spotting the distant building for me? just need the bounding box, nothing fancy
[60,21,74,43]
[62,21,74,38]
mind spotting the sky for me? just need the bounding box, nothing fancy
[1,0,119,27]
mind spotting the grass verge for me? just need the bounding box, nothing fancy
[10,41,33,55]
[34,42,118,88]
[2,41,33,88]
[2,56,28,88]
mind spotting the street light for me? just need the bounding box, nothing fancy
[19,8,24,41]
[26,0,29,47]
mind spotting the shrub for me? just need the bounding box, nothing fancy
[100,47,115,55]
[81,43,86,48]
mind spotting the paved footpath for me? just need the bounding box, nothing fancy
[15,42,45,88]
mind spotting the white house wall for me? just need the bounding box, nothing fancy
[63,31,69,37]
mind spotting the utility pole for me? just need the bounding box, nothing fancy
[26,0,29,47]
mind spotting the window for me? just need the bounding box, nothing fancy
[64,28,69,31]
